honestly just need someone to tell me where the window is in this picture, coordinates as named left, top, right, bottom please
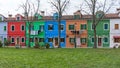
left=17, top=17, right=20, bottom=21
left=115, top=24, right=119, bottom=30
left=81, top=24, right=87, bottom=30
left=4, top=38, right=6, bottom=41
left=48, top=38, right=53, bottom=42
left=104, top=37, right=108, bottom=43
left=4, top=26, right=6, bottom=31
left=69, top=38, right=75, bottom=43
left=11, top=25, right=15, bottom=31
left=21, top=38, right=25, bottom=43
left=69, top=25, right=74, bottom=30
left=60, top=38, right=65, bottom=42
left=0, top=17, right=2, bottom=21
left=104, top=24, right=108, bottom=30
left=31, top=25, right=34, bottom=30
left=39, top=38, right=44, bottom=42
left=91, top=24, right=94, bottom=30
left=30, top=38, right=34, bottom=42
left=21, top=25, right=25, bottom=31
left=60, top=25, right=64, bottom=30
left=48, top=25, right=53, bottom=30
left=39, top=25, right=44, bottom=32
left=81, top=38, right=86, bottom=44
left=11, top=38, right=14, bottom=43
left=114, top=38, right=120, bottom=43
left=91, top=38, right=94, bottom=43
left=74, top=15, right=80, bottom=19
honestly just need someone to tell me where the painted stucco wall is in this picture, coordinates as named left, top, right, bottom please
left=45, top=20, right=66, bottom=48
left=8, top=21, right=25, bottom=46
left=110, top=19, right=120, bottom=48
left=66, top=20, right=87, bottom=48
left=0, top=22, right=7, bottom=44
left=26, top=21, right=45, bottom=47
left=87, top=20, right=110, bottom=47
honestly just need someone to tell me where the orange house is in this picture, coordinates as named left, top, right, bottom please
left=66, top=20, right=87, bottom=48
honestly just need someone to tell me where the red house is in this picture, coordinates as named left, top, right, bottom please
left=7, top=14, right=25, bottom=46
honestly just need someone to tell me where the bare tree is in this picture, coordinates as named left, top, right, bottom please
left=50, top=0, right=70, bottom=48
left=79, top=0, right=114, bottom=48
left=19, top=0, right=41, bottom=47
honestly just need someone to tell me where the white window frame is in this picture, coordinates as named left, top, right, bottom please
left=11, top=37, right=15, bottom=43
left=11, top=25, right=15, bottom=31
left=103, top=23, right=109, bottom=30
left=21, top=24, right=25, bottom=31
left=21, top=37, right=25, bottom=43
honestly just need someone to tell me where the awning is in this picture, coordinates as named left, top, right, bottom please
left=113, top=36, right=120, bottom=38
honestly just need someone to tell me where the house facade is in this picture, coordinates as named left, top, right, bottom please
left=26, top=21, right=45, bottom=47
left=0, top=22, right=7, bottom=46
left=110, top=19, right=120, bottom=48
left=45, top=20, right=66, bottom=48
left=8, top=14, right=25, bottom=46
left=66, top=20, right=88, bottom=48
left=0, top=15, right=7, bottom=46
left=87, top=20, right=110, bottom=48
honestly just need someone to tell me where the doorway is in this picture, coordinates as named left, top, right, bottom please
left=54, top=38, right=58, bottom=47
left=16, top=38, right=19, bottom=45
left=98, top=38, right=102, bottom=47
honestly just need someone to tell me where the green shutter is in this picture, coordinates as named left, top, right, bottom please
left=81, top=38, right=86, bottom=43
left=69, top=38, right=75, bottom=43
left=84, top=25, right=87, bottom=29
left=81, top=24, right=87, bottom=30
left=4, top=26, right=6, bottom=31
left=92, top=38, right=94, bottom=43
left=0, top=17, right=2, bottom=21
left=69, top=25, right=74, bottom=30
left=104, top=37, right=108, bottom=42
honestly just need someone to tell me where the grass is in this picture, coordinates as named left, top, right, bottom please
left=0, top=48, right=120, bottom=68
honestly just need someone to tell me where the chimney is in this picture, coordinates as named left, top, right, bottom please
left=41, top=11, right=45, bottom=16
left=73, top=10, right=82, bottom=18
left=74, top=10, right=81, bottom=15
left=8, top=14, right=12, bottom=18
left=117, top=8, right=120, bottom=14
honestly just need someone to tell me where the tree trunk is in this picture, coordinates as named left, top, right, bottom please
left=28, top=24, right=31, bottom=47
left=93, top=28, right=97, bottom=48
left=58, top=17, right=61, bottom=48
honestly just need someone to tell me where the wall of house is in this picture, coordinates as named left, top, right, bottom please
left=26, top=21, right=45, bottom=47
left=87, top=20, right=110, bottom=48
left=45, top=20, right=66, bottom=48
left=8, top=21, right=25, bottom=46
left=0, top=22, right=7, bottom=45
left=66, top=20, right=87, bottom=48
left=110, top=19, right=120, bottom=48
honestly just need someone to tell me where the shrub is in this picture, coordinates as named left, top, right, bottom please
left=0, top=41, right=3, bottom=47
left=4, top=40, right=11, bottom=47
left=45, top=43, right=50, bottom=49
left=34, top=42, right=40, bottom=48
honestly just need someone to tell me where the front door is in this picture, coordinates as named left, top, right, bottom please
left=16, top=38, right=19, bottom=45
left=76, top=38, right=80, bottom=47
left=35, top=37, right=38, bottom=42
left=98, top=38, right=102, bottom=47
left=55, top=38, right=58, bottom=47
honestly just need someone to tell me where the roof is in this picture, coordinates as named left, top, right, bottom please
left=2, top=13, right=120, bottom=22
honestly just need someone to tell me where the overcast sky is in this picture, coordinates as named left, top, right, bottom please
left=0, top=0, right=119, bottom=17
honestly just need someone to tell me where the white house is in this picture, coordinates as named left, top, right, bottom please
left=110, top=19, right=120, bottom=48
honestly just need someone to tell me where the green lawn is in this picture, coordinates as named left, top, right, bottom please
left=0, top=48, right=120, bottom=68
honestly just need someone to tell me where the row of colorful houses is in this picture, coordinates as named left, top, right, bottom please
left=0, top=10, right=120, bottom=48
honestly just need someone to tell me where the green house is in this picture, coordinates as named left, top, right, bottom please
left=87, top=20, right=110, bottom=48
left=26, top=21, right=45, bottom=47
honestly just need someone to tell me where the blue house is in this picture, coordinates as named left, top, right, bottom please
left=0, top=22, right=7, bottom=46
left=0, top=15, right=7, bottom=46
left=45, top=20, right=66, bottom=48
